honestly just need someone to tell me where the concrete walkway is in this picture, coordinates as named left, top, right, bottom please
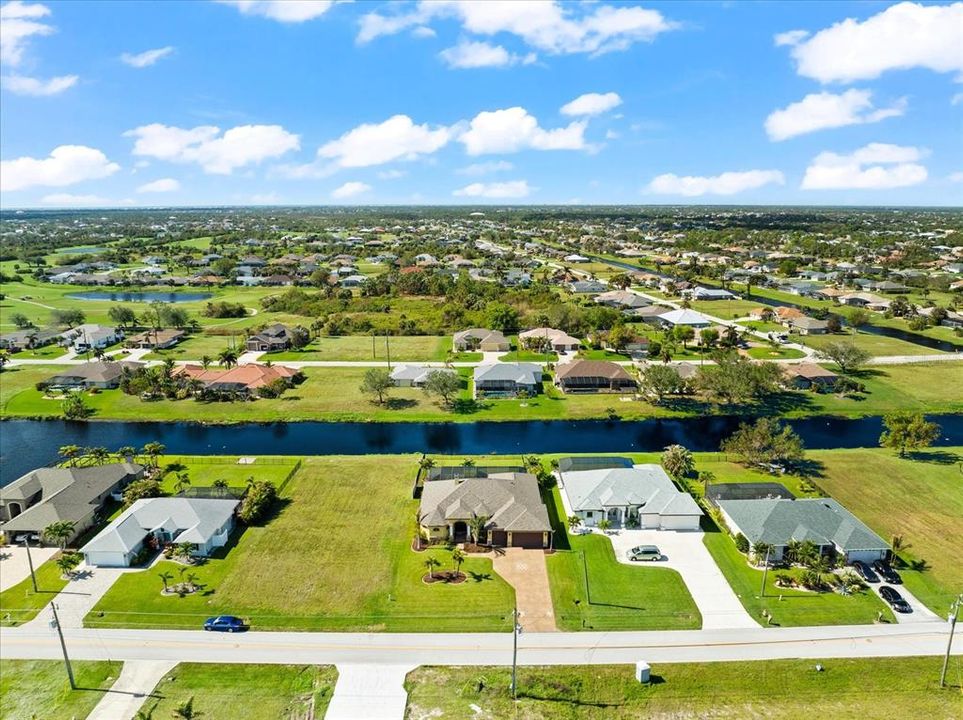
left=490, top=548, right=557, bottom=632
left=25, top=561, right=129, bottom=629
left=0, top=546, right=58, bottom=592
left=325, top=664, right=413, bottom=720
left=87, top=660, right=176, bottom=720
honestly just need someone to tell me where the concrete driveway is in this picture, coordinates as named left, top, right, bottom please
left=605, top=529, right=759, bottom=629
left=870, top=583, right=943, bottom=624
left=0, top=546, right=58, bottom=592
left=491, top=548, right=556, bottom=632
left=25, top=561, right=131, bottom=629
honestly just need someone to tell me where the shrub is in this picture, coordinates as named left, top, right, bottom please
left=774, top=572, right=794, bottom=588
left=734, top=533, right=750, bottom=554
left=238, top=480, right=277, bottom=524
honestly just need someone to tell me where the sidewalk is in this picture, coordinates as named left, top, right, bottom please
left=87, top=660, right=176, bottom=720
left=325, top=664, right=413, bottom=720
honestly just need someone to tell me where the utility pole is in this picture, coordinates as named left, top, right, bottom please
left=50, top=603, right=76, bottom=690
left=385, top=332, right=391, bottom=370
left=760, top=546, right=771, bottom=598
left=22, top=537, right=37, bottom=593
left=940, top=594, right=961, bottom=688
left=510, top=607, right=521, bottom=699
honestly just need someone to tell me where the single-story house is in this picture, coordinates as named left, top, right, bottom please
left=706, top=482, right=795, bottom=506
left=518, top=327, right=581, bottom=352
left=453, top=328, right=510, bottom=352
left=569, top=280, right=608, bottom=294
left=561, top=464, right=703, bottom=530
left=245, top=323, right=293, bottom=352
left=783, top=363, right=839, bottom=391
left=555, top=360, right=637, bottom=393
left=175, top=363, right=299, bottom=396
left=787, top=316, right=830, bottom=335
left=126, top=329, right=186, bottom=349
left=390, top=364, right=457, bottom=388
left=691, top=287, right=736, bottom=301
left=81, top=497, right=239, bottom=567
left=65, top=324, right=123, bottom=352
left=473, top=363, right=542, bottom=397
left=716, top=497, right=889, bottom=563
left=564, top=254, right=590, bottom=263
left=594, top=290, right=650, bottom=310
left=0, top=328, right=64, bottom=352
left=658, top=309, right=712, bottom=328
left=419, top=472, right=553, bottom=548
left=44, top=360, right=144, bottom=389
left=0, top=463, right=143, bottom=544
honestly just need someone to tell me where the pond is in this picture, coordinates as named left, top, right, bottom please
left=66, top=291, right=213, bottom=304
left=2, top=414, right=961, bottom=485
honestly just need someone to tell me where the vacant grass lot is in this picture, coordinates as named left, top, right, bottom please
left=802, top=329, right=944, bottom=357
left=0, top=659, right=121, bottom=720
left=404, top=657, right=961, bottom=719
left=271, top=335, right=452, bottom=362
left=544, top=489, right=701, bottom=631
left=143, top=664, right=338, bottom=720
left=0, top=553, right=69, bottom=626
left=156, top=455, right=300, bottom=493
left=745, top=345, right=807, bottom=360
left=86, top=456, right=515, bottom=631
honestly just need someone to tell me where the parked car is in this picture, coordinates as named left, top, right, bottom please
left=13, top=533, right=41, bottom=545
left=204, top=615, right=247, bottom=632
left=879, top=586, right=912, bottom=613
left=872, top=560, right=901, bottom=584
left=626, top=545, right=663, bottom=562
left=852, top=560, right=879, bottom=583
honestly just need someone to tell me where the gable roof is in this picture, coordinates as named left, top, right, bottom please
left=658, top=308, right=712, bottom=326
left=390, top=365, right=456, bottom=383
left=555, top=359, right=634, bottom=382
left=562, top=465, right=702, bottom=517
left=419, top=472, right=551, bottom=533
left=453, top=328, right=508, bottom=345
left=473, top=363, right=542, bottom=384
left=46, top=360, right=143, bottom=385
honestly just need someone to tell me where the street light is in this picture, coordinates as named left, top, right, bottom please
left=939, top=594, right=961, bottom=688
left=510, top=607, right=523, bottom=699
left=21, top=537, right=37, bottom=593
left=50, top=603, right=76, bottom=690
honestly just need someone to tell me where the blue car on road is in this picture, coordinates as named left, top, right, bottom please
left=203, top=615, right=246, bottom=632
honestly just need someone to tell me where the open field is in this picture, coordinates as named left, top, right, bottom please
left=270, top=335, right=451, bottom=362
left=0, top=659, right=121, bottom=720
left=143, top=663, right=338, bottom=720
left=404, top=657, right=963, bottom=719
left=802, top=329, right=946, bottom=357
left=0, top=553, right=69, bottom=626
left=86, top=456, right=516, bottom=632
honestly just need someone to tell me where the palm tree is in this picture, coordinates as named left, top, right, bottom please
left=58, top=445, right=81, bottom=467
left=461, top=458, right=476, bottom=469
left=142, top=441, right=165, bottom=468
left=567, top=515, right=582, bottom=533
left=597, top=518, right=612, bottom=534
left=173, top=472, right=191, bottom=494
left=218, top=348, right=239, bottom=369
left=175, top=542, right=196, bottom=562
left=0, top=349, right=10, bottom=369
left=171, top=696, right=201, bottom=720
left=423, top=556, right=440, bottom=580
left=88, top=446, right=110, bottom=465
left=451, top=547, right=466, bottom=577
left=117, top=446, right=137, bottom=463
left=41, top=521, right=76, bottom=550
left=158, top=571, right=174, bottom=593
left=418, top=455, right=436, bottom=480
left=134, top=704, right=156, bottom=720
left=56, top=553, right=81, bottom=578
left=468, top=513, right=490, bottom=545
left=200, top=355, right=213, bottom=370
left=752, top=542, right=774, bottom=566
left=212, top=479, right=229, bottom=497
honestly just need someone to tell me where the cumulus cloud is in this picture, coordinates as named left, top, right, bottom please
left=456, top=160, right=514, bottom=176
left=784, top=2, right=963, bottom=83
left=317, top=114, right=453, bottom=168
left=0, top=0, right=53, bottom=66
left=560, top=91, right=622, bottom=117
left=124, top=123, right=300, bottom=174
left=801, top=142, right=928, bottom=190
left=765, top=89, right=906, bottom=141
left=1, top=144, right=120, bottom=192
left=646, top=170, right=785, bottom=197
left=2, top=73, right=76, bottom=95
left=773, top=29, right=809, bottom=47
left=136, top=177, right=180, bottom=193
left=459, top=107, right=587, bottom=155
left=331, top=181, right=372, bottom=199
left=454, top=180, right=532, bottom=198
left=120, top=46, right=174, bottom=68
left=358, top=1, right=676, bottom=56
left=439, top=40, right=536, bottom=69
left=218, top=0, right=338, bottom=23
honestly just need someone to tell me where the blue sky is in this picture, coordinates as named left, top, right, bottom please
left=1, top=0, right=961, bottom=207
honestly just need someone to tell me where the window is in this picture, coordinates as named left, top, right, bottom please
left=586, top=511, right=593, bottom=519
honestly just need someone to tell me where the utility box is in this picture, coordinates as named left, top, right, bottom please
left=635, top=661, right=651, bottom=683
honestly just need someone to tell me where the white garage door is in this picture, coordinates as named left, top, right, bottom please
left=84, top=551, right=128, bottom=567
left=660, top=515, right=701, bottom=531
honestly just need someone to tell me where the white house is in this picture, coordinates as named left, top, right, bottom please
left=518, top=327, right=581, bottom=352
left=81, top=497, right=239, bottom=567
left=561, top=464, right=703, bottom=530
left=657, top=308, right=712, bottom=328
left=390, top=364, right=457, bottom=388
left=65, top=324, right=123, bottom=352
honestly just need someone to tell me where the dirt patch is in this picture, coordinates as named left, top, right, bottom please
left=422, top=571, right=467, bottom=585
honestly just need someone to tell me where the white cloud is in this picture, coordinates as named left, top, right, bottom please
left=358, top=1, right=676, bottom=55
left=377, top=169, right=407, bottom=180
left=647, top=170, right=785, bottom=196
left=456, top=160, right=514, bottom=176
left=0, top=0, right=53, bottom=66
left=412, top=25, right=436, bottom=39
left=317, top=114, right=453, bottom=168
left=765, top=89, right=906, bottom=141
left=120, top=46, right=174, bottom=68
left=561, top=91, right=622, bottom=117
left=124, top=123, right=300, bottom=174
left=40, top=192, right=112, bottom=206
left=136, top=177, right=180, bottom=193
left=460, top=107, right=587, bottom=155
left=1, top=73, right=76, bottom=95
left=1, top=145, right=120, bottom=192
left=773, top=29, right=808, bottom=47
left=439, top=40, right=536, bottom=69
left=331, top=181, right=372, bottom=199
left=218, top=0, right=337, bottom=23
left=454, top=179, right=532, bottom=198
left=785, top=2, right=963, bottom=83
left=801, top=142, right=929, bottom=190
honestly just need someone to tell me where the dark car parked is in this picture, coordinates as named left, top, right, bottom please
left=203, top=615, right=247, bottom=632
left=873, top=560, right=901, bottom=584
left=879, top=586, right=912, bottom=613
left=852, top=560, right=879, bottom=583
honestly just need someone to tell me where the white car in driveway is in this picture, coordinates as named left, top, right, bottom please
left=625, top=544, right=663, bottom=562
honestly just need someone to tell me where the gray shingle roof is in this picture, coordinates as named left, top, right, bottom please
left=473, top=363, right=542, bottom=385
left=562, top=465, right=703, bottom=517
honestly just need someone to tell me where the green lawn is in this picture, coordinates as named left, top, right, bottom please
left=745, top=345, right=807, bottom=360
left=0, top=554, right=69, bottom=626
left=802, top=329, right=945, bottom=357
left=270, top=335, right=451, bottom=362
left=544, top=489, right=701, bottom=631
left=86, top=456, right=515, bottom=631
left=0, top=659, right=121, bottom=720
left=404, top=657, right=962, bottom=719
left=688, top=297, right=761, bottom=319
left=142, top=664, right=338, bottom=720
left=8, top=344, right=69, bottom=360
left=155, top=456, right=300, bottom=493
left=499, top=350, right=559, bottom=362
